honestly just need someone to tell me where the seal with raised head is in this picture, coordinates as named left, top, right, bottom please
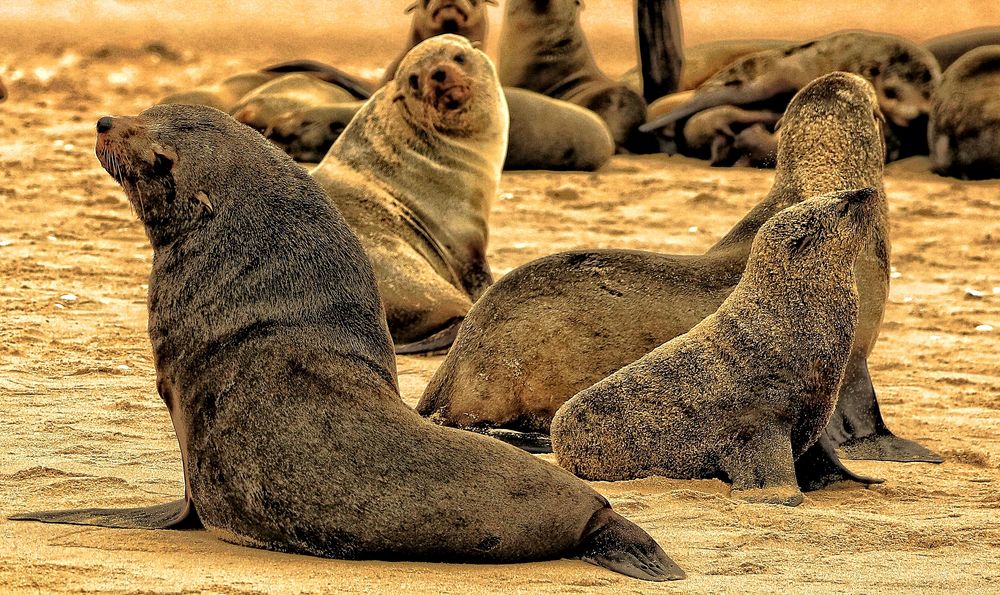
left=381, top=0, right=497, bottom=86
left=499, top=0, right=653, bottom=153
left=552, top=188, right=877, bottom=506
left=418, top=72, right=942, bottom=471
left=641, top=31, right=941, bottom=134
left=928, top=45, right=1000, bottom=180
left=9, top=104, right=683, bottom=582
left=311, top=35, right=506, bottom=351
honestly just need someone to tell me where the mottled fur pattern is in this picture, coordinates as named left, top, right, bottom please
left=311, top=35, right=507, bottom=346
left=13, top=103, right=684, bottom=581
left=642, top=30, right=941, bottom=133
left=928, top=45, right=1000, bottom=180
left=419, top=73, right=940, bottom=468
left=499, top=0, right=652, bottom=153
left=552, top=188, right=877, bottom=505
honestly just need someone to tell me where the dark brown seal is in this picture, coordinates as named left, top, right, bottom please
left=9, top=103, right=683, bottom=582
left=553, top=187, right=879, bottom=506
left=929, top=45, right=1000, bottom=180
left=499, top=0, right=654, bottom=153
left=418, top=72, right=942, bottom=474
left=311, top=35, right=507, bottom=351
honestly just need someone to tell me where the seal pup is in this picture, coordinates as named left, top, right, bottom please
left=499, top=0, right=654, bottom=153
left=381, top=0, right=498, bottom=86
left=923, top=27, right=1000, bottom=71
left=418, top=72, right=941, bottom=469
left=229, top=74, right=357, bottom=139
left=678, top=105, right=781, bottom=166
left=929, top=45, right=1000, bottom=180
left=311, top=35, right=506, bottom=350
left=10, top=104, right=683, bottom=582
left=552, top=188, right=877, bottom=506
left=641, top=31, right=941, bottom=133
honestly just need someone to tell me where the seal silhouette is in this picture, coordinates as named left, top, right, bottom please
left=928, top=45, right=1000, bottom=180
left=499, top=0, right=653, bottom=153
left=311, top=35, right=506, bottom=351
left=641, top=31, right=940, bottom=133
left=418, top=73, right=942, bottom=472
left=552, top=188, right=878, bottom=506
left=9, top=104, right=683, bottom=582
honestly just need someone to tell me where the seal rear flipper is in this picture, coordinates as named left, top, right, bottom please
left=9, top=497, right=201, bottom=530
left=826, top=360, right=942, bottom=463
left=260, top=60, right=374, bottom=100
left=795, top=435, right=883, bottom=492
left=394, top=318, right=463, bottom=355
left=575, top=508, right=685, bottom=582
left=482, top=428, right=552, bottom=454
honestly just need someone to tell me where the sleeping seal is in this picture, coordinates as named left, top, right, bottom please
left=10, top=103, right=683, bottom=582
left=311, top=35, right=506, bottom=351
left=418, top=72, right=942, bottom=472
left=552, top=188, right=877, bottom=506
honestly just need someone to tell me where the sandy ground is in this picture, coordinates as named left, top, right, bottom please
left=1, top=20, right=999, bottom=594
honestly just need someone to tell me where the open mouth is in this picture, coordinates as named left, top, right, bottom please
left=433, top=5, right=468, bottom=27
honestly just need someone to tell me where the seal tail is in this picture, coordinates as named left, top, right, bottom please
left=260, top=60, right=374, bottom=100
left=9, top=497, right=201, bottom=530
left=482, top=428, right=553, bottom=454
left=394, top=319, right=463, bottom=355
left=575, top=507, right=685, bottom=582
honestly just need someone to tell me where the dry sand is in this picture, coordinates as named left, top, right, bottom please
left=1, top=15, right=999, bottom=594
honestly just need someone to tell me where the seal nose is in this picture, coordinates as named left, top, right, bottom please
left=431, top=68, right=448, bottom=83
left=96, top=116, right=114, bottom=133
left=847, top=187, right=877, bottom=204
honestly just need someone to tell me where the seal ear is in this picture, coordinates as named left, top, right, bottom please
left=788, top=229, right=819, bottom=256
left=194, top=191, right=214, bottom=215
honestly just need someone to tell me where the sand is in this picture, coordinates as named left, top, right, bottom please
left=1, top=16, right=999, bottom=594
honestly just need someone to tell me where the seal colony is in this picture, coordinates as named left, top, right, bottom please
left=553, top=187, right=878, bottom=506
left=10, top=102, right=683, bottom=582
left=418, top=72, right=942, bottom=468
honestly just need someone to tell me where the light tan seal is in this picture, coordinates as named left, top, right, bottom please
left=641, top=31, right=941, bottom=133
left=418, top=73, right=942, bottom=473
left=10, top=104, right=683, bottom=582
left=499, top=0, right=654, bottom=153
left=929, top=45, right=1000, bottom=180
left=311, top=35, right=506, bottom=351
left=552, top=188, right=878, bottom=506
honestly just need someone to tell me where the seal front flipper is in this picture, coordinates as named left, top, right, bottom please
left=394, top=317, right=463, bottom=355
left=574, top=507, right=685, bottom=582
left=826, top=359, right=942, bottom=463
left=9, top=496, right=201, bottom=530
left=795, top=435, right=883, bottom=492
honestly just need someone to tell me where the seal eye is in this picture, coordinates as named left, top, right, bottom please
left=409, top=74, right=420, bottom=91
left=454, top=53, right=466, bottom=65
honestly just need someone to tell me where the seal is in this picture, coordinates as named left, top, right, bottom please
left=381, top=0, right=497, bottom=86
left=676, top=105, right=780, bottom=166
left=160, top=71, right=275, bottom=112
left=498, top=0, right=654, bottom=153
left=260, top=102, right=365, bottom=163
left=923, top=27, right=1000, bottom=71
left=641, top=31, right=941, bottom=133
left=635, top=0, right=684, bottom=102
left=928, top=45, right=1000, bottom=180
left=229, top=73, right=357, bottom=142
left=311, top=35, right=506, bottom=350
left=552, top=187, right=878, bottom=506
left=9, top=104, right=684, bottom=582
left=418, top=72, right=942, bottom=472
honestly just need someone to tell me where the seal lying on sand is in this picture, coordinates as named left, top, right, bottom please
left=381, top=0, right=497, bottom=85
left=553, top=188, right=878, bottom=506
left=499, top=0, right=653, bottom=153
left=230, top=73, right=356, bottom=131
left=418, top=73, right=941, bottom=470
left=641, top=31, right=940, bottom=133
left=10, top=104, right=683, bottom=582
left=929, top=45, right=1000, bottom=180
left=923, top=27, right=1000, bottom=71
left=311, top=35, right=506, bottom=351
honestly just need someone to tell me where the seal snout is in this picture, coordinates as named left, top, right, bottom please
left=96, top=116, right=115, bottom=133
left=426, top=62, right=472, bottom=111
left=846, top=187, right=877, bottom=205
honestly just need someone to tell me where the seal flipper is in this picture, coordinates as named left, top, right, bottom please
left=795, top=435, right=883, bottom=492
left=394, top=318, right=463, bottom=355
left=825, top=359, right=943, bottom=463
left=260, top=60, right=374, bottom=100
left=640, top=79, right=797, bottom=133
left=574, top=507, right=685, bottom=582
left=9, top=496, right=201, bottom=530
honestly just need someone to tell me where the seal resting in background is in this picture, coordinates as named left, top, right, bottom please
left=230, top=73, right=356, bottom=132
left=929, top=45, right=1000, bottom=180
left=498, top=0, right=653, bottom=153
left=677, top=105, right=781, bottom=167
left=381, top=0, right=497, bottom=85
left=418, top=73, right=942, bottom=473
left=9, top=104, right=683, bottom=582
left=552, top=188, right=877, bottom=506
left=641, top=31, right=940, bottom=135
left=311, top=35, right=506, bottom=352
left=923, top=27, right=1000, bottom=71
